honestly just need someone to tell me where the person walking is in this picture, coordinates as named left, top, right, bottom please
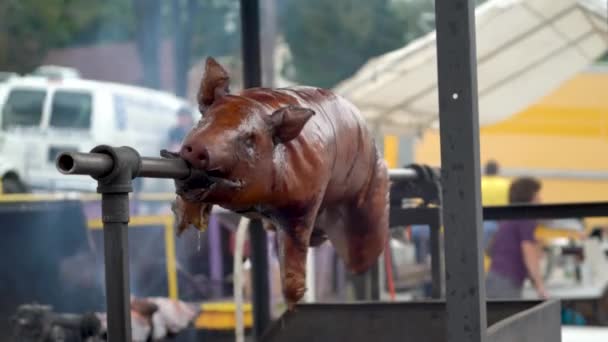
left=481, top=159, right=510, bottom=250
left=486, top=177, right=548, bottom=299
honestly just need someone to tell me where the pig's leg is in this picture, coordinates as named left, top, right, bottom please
left=341, top=207, right=388, bottom=274
left=344, top=159, right=390, bottom=273
left=323, top=161, right=389, bottom=274
left=276, top=216, right=317, bottom=310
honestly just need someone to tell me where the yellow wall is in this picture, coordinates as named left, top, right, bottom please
left=384, top=135, right=399, bottom=168
left=416, top=133, right=608, bottom=174
left=414, top=70, right=608, bottom=226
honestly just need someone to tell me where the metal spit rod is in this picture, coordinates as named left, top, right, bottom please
left=56, top=152, right=190, bottom=179
left=57, top=151, right=420, bottom=182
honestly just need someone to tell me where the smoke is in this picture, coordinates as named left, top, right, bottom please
left=0, top=201, right=105, bottom=337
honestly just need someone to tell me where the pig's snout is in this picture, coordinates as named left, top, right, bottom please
left=180, top=143, right=210, bottom=170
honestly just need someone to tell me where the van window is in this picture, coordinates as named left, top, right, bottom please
left=1, top=88, right=46, bottom=130
left=49, top=90, right=92, bottom=129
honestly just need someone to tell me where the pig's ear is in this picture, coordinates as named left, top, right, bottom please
left=197, top=57, right=230, bottom=111
left=268, top=106, right=315, bottom=144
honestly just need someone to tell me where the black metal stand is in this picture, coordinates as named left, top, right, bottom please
left=56, top=145, right=190, bottom=342
left=85, top=146, right=136, bottom=341
left=100, top=193, right=131, bottom=341
left=249, top=219, right=271, bottom=338
left=240, top=0, right=272, bottom=339
left=429, top=215, right=443, bottom=299
left=90, top=146, right=143, bottom=342
left=435, top=0, right=486, bottom=341
left=352, top=264, right=380, bottom=302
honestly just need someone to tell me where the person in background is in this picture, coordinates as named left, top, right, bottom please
left=481, top=159, right=511, bottom=250
left=486, top=177, right=548, bottom=299
left=167, top=106, right=195, bottom=152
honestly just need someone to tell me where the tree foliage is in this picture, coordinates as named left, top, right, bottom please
left=70, top=0, right=134, bottom=46
left=280, top=0, right=409, bottom=88
left=169, top=0, right=240, bottom=95
left=0, top=0, right=132, bottom=73
left=190, top=0, right=240, bottom=60
left=133, top=0, right=162, bottom=89
left=279, top=0, right=493, bottom=88
left=0, top=0, right=239, bottom=93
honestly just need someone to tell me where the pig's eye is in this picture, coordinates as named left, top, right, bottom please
left=243, top=133, right=256, bottom=148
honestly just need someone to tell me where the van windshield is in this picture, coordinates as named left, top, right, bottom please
left=49, top=90, right=92, bottom=129
left=1, top=88, right=46, bottom=130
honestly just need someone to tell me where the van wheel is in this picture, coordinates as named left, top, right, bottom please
left=2, top=176, right=28, bottom=194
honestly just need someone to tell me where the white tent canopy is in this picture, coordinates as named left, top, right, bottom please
left=333, top=0, right=608, bottom=135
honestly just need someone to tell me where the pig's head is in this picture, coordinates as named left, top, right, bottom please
left=176, top=57, right=315, bottom=208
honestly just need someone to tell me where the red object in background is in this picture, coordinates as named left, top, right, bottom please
left=405, top=226, right=412, bottom=241
left=384, top=238, right=396, bottom=300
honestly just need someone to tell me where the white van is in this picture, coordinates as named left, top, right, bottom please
left=0, top=75, right=197, bottom=193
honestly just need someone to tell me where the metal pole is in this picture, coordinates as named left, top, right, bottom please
left=208, top=215, right=224, bottom=298
left=388, top=168, right=419, bottom=180
left=434, top=1, right=487, bottom=342
left=369, top=262, right=380, bottom=301
left=249, top=220, right=271, bottom=338
left=57, top=152, right=190, bottom=179
left=57, top=145, right=194, bottom=341
left=240, top=0, right=271, bottom=338
left=87, top=146, right=143, bottom=342
left=429, top=216, right=443, bottom=299
left=240, top=0, right=262, bottom=88
left=431, top=178, right=444, bottom=299
left=101, top=193, right=132, bottom=342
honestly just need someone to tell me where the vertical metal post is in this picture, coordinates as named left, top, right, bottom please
left=240, top=0, right=262, bottom=87
left=434, top=1, right=487, bottom=342
left=208, top=215, right=224, bottom=297
left=369, top=262, right=381, bottom=300
left=240, top=0, right=271, bottom=338
left=249, top=220, right=271, bottom=338
left=430, top=216, right=443, bottom=299
left=334, top=255, right=346, bottom=299
left=101, top=193, right=132, bottom=342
